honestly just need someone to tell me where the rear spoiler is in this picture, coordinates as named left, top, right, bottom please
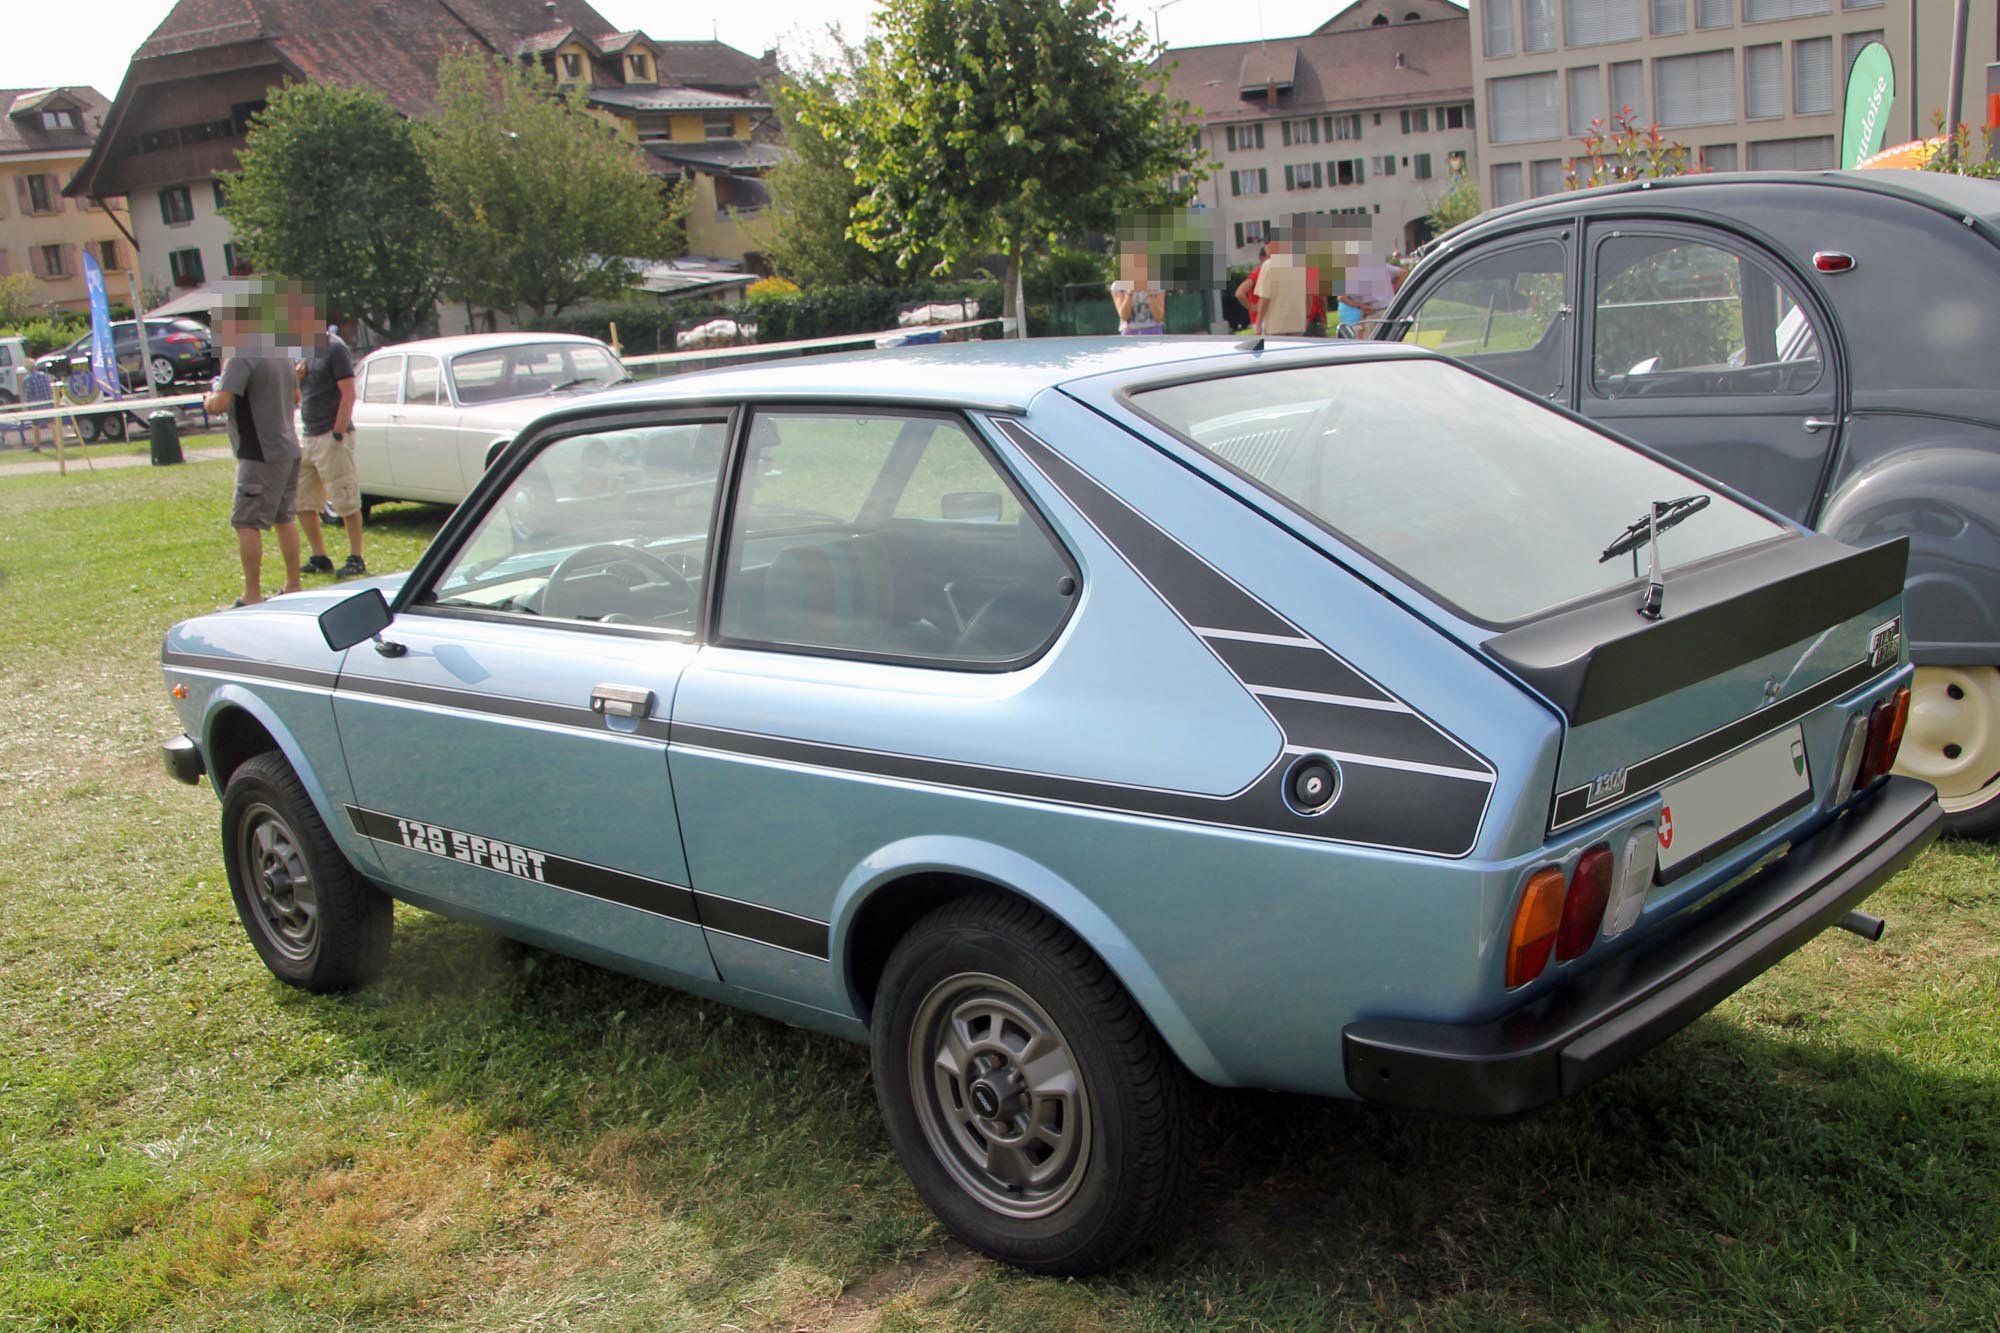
left=1482, top=535, right=1908, bottom=725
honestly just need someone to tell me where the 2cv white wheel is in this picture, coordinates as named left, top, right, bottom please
left=1898, top=666, right=2000, bottom=839
left=870, top=893, right=1198, bottom=1274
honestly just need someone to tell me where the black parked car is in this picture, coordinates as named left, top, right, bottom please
left=35, top=317, right=218, bottom=392
left=1379, top=169, right=2000, bottom=835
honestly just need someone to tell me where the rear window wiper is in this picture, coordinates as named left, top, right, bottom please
left=1599, top=495, right=1711, bottom=621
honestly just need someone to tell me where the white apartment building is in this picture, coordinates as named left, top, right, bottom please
left=1473, top=0, right=1999, bottom=206
left=1166, top=1, right=1480, bottom=261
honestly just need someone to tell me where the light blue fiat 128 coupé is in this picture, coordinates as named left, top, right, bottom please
left=162, top=337, right=1941, bottom=1273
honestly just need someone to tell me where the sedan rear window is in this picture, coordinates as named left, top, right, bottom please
left=1129, top=358, right=1785, bottom=624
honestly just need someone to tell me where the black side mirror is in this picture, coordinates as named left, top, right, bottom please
left=318, top=587, right=393, bottom=651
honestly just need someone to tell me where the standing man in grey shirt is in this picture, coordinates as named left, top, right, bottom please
left=204, top=283, right=303, bottom=606
left=295, top=300, right=363, bottom=579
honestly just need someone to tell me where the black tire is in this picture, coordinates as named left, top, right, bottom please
left=220, top=752, right=392, bottom=992
left=149, top=355, right=175, bottom=388
left=871, top=893, right=1197, bottom=1274
left=1944, top=790, right=2000, bottom=840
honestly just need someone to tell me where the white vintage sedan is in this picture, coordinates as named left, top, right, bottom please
left=350, top=333, right=628, bottom=510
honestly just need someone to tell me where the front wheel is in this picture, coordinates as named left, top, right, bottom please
left=221, top=752, right=392, bottom=990
left=149, top=355, right=176, bottom=388
left=1898, top=665, right=2000, bottom=838
left=871, top=893, right=1197, bottom=1274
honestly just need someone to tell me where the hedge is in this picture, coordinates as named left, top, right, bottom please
left=547, top=282, right=1004, bottom=354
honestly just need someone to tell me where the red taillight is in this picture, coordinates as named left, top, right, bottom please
left=1506, top=867, right=1567, bottom=988
left=1813, top=251, right=1856, bottom=273
left=1856, top=687, right=1911, bottom=787
left=1556, top=844, right=1614, bottom=962
left=163, top=332, right=200, bottom=345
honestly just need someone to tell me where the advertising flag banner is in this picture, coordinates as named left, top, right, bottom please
left=81, top=250, right=120, bottom=398
left=1842, top=41, right=1896, bottom=170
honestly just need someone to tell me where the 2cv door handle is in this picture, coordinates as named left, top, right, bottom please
left=1802, top=417, right=1840, bottom=433
left=589, top=684, right=654, bottom=719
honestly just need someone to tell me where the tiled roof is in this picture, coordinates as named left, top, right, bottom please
left=588, top=86, right=770, bottom=113
left=1316, top=0, right=1467, bottom=34
left=515, top=25, right=580, bottom=56
left=642, top=140, right=785, bottom=175
left=0, top=86, right=108, bottom=158
left=650, top=40, right=767, bottom=91
left=1161, top=14, right=1471, bottom=121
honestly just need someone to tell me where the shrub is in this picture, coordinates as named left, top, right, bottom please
left=546, top=282, right=1004, bottom=354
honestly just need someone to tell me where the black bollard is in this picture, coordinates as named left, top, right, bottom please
left=148, top=410, right=184, bottom=466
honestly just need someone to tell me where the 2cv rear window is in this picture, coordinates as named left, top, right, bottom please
left=1130, top=358, right=1785, bottom=625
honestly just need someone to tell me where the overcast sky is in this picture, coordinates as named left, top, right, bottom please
left=3, top=0, right=1463, bottom=101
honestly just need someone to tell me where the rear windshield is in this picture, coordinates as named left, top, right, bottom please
left=1129, top=358, right=1785, bottom=624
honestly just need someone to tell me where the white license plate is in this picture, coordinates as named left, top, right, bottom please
left=1656, top=725, right=1811, bottom=879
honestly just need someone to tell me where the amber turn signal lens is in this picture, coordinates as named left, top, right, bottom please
left=171, top=683, right=188, bottom=699
left=1556, top=844, right=1614, bottom=963
left=1857, top=687, right=1912, bottom=788
left=1507, top=866, right=1568, bottom=988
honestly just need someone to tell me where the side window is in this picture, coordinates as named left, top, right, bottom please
left=1400, top=239, right=1570, bottom=399
left=718, top=411, right=1074, bottom=665
left=404, top=354, right=443, bottom=406
left=431, top=420, right=728, bottom=629
left=1591, top=233, right=1823, bottom=397
left=360, top=357, right=402, bottom=404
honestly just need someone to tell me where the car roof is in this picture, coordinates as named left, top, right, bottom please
left=567, top=335, right=1422, bottom=415
left=357, top=332, right=613, bottom=361
left=1425, top=169, right=2000, bottom=258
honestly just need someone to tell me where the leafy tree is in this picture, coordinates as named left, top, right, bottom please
left=759, top=40, right=918, bottom=287
left=0, top=272, right=38, bottom=327
left=826, top=0, right=1205, bottom=332
left=1426, top=161, right=1482, bottom=235
left=424, top=54, right=685, bottom=322
left=220, top=81, right=443, bottom=342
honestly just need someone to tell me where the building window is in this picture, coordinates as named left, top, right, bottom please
left=1229, top=168, right=1270, bottom=196
left=1747, top=135, right=1837, bottom=169
left=1609, top=60, right=1646, bottom=121
left=1746, top=44, right=1785, bottom=118
left=1695, top=0, right=1731, bottom=25
left=703, top=112, right=736, bottom=140
left=1701, top=142, right=1739, bottom=169
left=1400, top=107, right=1431, bottom=133
left=1324, top=113, right=1362, bottom=141
left=1281, top=117, right=1320, bottom=146
left=1491, top=162, right=1525, bottom=206
left=24, top=174, right=54, bottom=214
left=38, top=244, right=65, bottom=277
left=1284, top=162, right=1323, bottom=189
left=1223, top=123, right=1266, bottom=152
left=1569, top=66, right=1605, bottom=137
left=97, top=240, right=119, bottom=270
left=224, top=242, right=252, bottom=275
left=1651, top=0, right=1688, bottom=35
left=1413, top=152, right=1434, bottom=179
left=160, top=185, right=195, bottom=225
left=1489, top=72, right=1560, bottom=144
left=213, top=179, right=228, bottom=211
left=1232, top=220, right=1272, bottom=247
left=1794, top=36, right=1834, bottom=114
left=1745, top=0, right=1832, bottom=20
left=1565, top=0, right=1643, bottom=46
left=1523, top=0, right=1557, bottom=51
left=1371, top=153, right=1398, bottom=176
left=1329, top=157, right=1364, bottom=185
left=627, top=53, right=651, bottom=81
left=1484, top=0, right=1515, bottom=56
left=560, top=53, right=583, bottom=80
left=1657, top=50, right=1736, bottom=127
left=1441, top=105, right=1467, bottom=130
left=169, top=247, right=205, bottom=286
left=1842, top=0, right=1884, bottom=8
left=40, top=109, right=76, bottom=130
left=1530, top=159, right=1565, bottom=196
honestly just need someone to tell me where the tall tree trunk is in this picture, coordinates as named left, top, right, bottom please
left=1001, top=242, right=1027, bottom=339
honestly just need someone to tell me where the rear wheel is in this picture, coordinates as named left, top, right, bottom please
left=221, top=752, right=392, bottom=990
left=149, top=355, right=176, bottom=388
left=871, top=893, right=1197, bottom=1274
left=1899, top=665, right=2000, bottom=838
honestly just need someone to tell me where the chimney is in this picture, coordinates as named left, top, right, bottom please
left=544, top=1, right=557, bottom=18
left=1394, top=51, right=1406, bottom=69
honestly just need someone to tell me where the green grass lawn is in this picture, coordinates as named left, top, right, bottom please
left=2, top=460, right=1996, bottom=1330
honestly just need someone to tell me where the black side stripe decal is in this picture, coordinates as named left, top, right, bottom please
left=1548, top=657, right=1887, bottom=831
left=992, top=417, right=1494, bottom=858
left=345, top=806, right=829, bottom=959
left=164, top=650, right=340, bottom=690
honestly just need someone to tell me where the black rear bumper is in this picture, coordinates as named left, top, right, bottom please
left=1341, top=776, right=1941, bottom=1117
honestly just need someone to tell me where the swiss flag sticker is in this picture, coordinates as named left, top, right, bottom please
left=1660, top=806, right=1674, bottom=850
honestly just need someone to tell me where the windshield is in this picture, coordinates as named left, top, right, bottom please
left=1129, top=358, right=1785, bottom=624
left=449, top=342, right=624, bottom=405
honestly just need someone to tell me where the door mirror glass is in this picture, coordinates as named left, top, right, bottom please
left=319, top=587, right=393, bottom=651
left=1400, top=239, right=1570, bottom=399
left=1591, top=234, right=1823, bottom=397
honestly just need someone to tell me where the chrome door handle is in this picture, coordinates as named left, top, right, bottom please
left=589, top=684, right=653, bottom=719
left=1802, top=417, right=1840, bottom=433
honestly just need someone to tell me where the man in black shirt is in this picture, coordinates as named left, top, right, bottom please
left=296, top=308, right=363, bottom=578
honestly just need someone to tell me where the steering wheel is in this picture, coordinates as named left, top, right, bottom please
left=540, top=543, right=696, bottom=623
